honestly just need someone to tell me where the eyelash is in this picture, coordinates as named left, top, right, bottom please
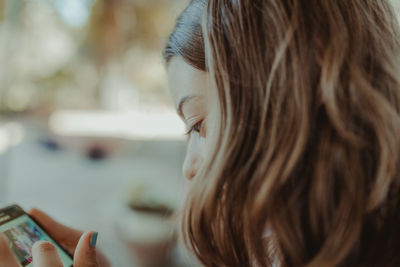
left=186, top=120, right=203, bottom=136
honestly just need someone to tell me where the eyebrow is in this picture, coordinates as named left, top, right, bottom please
left=177, top=95, right=197, bottom=118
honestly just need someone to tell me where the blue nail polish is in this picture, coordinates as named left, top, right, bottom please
left=90, top=232, right=98, bottom=248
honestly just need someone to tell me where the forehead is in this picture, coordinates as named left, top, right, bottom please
left=167, top=56, right=208, bottom=109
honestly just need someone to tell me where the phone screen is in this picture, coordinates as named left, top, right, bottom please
left=0, top=205, right=73, bottom=267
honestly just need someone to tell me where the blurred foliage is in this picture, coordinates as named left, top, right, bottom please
left=0, top=1, right=3, bottom=21
left=0, top=0, right=188, bottom=115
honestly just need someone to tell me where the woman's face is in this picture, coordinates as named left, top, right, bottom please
left=168, top=56, right=208, bottom=180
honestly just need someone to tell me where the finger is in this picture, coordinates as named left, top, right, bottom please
left=0, top=233, right=20, bottom=267
left=28, top=208, right=82, bottom=253
left=73, top=231, right=99, bottom=267
left=32, top=241, right=63, bottom=267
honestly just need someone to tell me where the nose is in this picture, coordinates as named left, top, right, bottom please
left=182, top=152, right=202, bottom=180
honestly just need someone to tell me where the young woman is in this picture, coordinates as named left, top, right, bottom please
left=166, top=0, right=400, bottom=266
left=1, top=0, right=400, bottom=266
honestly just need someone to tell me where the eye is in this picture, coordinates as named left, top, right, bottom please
left=186, top=120, right=205, bottom=136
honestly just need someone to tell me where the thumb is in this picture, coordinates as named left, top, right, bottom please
left=73, top=231, right=99, bottom=267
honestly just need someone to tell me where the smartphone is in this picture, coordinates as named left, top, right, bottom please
left=0, top=204, right=73, bottom=267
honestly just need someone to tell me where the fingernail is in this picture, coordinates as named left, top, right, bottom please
left=90, top=232, right=98, bottom=248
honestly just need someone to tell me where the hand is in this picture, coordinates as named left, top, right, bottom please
left=0, top=231, right=99, bottom=267
left=0, top=208, right=111, bottom=267
left=29, top=208, right=111, bottom=267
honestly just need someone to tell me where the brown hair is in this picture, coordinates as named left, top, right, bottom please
left=165, top=0, right=400, bottom=266
left=163, top=0, right=206, bottom=71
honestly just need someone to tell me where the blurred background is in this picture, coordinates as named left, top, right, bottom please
left=0, top=0, right=194, bottom=266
